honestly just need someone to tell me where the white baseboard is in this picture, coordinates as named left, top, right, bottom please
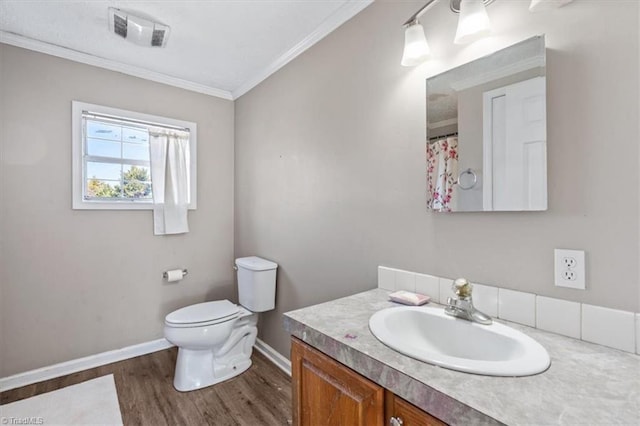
left=0, top=338, right=173, bottom=392
left=254, top=338, right=292, bottom=376
left=1, top=337, right=290, bottom=392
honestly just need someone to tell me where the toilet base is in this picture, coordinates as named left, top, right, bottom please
left=173, top=351, right=253, bottom=392
left=172, top=319, right=258, bottom=392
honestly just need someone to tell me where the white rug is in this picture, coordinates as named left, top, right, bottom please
left=1, top=374, right=123, bottom=425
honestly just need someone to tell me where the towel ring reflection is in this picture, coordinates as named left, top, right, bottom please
left=456, top=168, right=477, bottom=190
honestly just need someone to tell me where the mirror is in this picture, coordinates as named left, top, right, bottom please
left=426, top=36, right=547, bottom=212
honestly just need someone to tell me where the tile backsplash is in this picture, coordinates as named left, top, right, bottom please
left=415, top=273, right=439, bottom=302
left=536, top=296, right=581, bottom=339
left=438, top=278, right=453, bottom=305
left=498, top=288, right=536, bottom=327
left=471, top=284, right=499, bottom=318
left=636, top=314, right=640, bottom=354
left=581, top=304, right=636, bottom=353
left=377, top=266, right=639, bottom=355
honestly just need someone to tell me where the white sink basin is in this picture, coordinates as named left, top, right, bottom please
left=369, top=306, right=550, bottom=376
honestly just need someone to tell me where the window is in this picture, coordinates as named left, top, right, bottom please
left=83, top=116, right=153, bottom=201
left=72, top=101, right=197, bottom=210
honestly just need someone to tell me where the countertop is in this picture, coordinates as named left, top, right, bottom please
left=283, top=289, right=640, bottom=426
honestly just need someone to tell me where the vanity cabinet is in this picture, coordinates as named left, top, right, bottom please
left=291, top=337, right=384, bottom=425
left=291, top=338, right=445, bottom=426
left=385, top=391, right=445, bottom=426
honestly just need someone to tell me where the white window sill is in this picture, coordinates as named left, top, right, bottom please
left=72, top=201, right=197, bottom=210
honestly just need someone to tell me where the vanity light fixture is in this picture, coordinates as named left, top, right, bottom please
left=401, top=0, right=437, bottom=67
left=401, top=0, right=495, bottom=66
left=529, top=0, right=574, bottom=12
left=401, top=19, right=431, bottom=66
left=453, top=0, right=493, bottom=45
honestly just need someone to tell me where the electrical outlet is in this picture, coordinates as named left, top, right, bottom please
left=554, top=249, right=585, bottom=289
left=563, top=257, right=577, bottom=268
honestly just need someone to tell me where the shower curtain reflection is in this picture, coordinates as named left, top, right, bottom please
left=427, top=136, right=458, bottom=212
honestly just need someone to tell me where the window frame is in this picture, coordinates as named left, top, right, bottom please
left=72, top=101, right=197, bottom=210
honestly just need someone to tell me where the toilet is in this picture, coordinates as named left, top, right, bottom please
left=164, top=256, right=277, bottom=392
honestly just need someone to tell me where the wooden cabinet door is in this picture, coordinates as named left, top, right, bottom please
left=385, top=392, right=447, bottom=426
left=291, top=338, right=384, bottom=426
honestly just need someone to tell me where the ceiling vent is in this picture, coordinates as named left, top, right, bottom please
left=108, top=8, right=170, bottom=48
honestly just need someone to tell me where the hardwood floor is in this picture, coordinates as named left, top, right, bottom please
left=1, top=348, right=292, bottom=425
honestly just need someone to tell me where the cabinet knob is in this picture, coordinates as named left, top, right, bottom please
left=390, top=417, right=404, bottom=426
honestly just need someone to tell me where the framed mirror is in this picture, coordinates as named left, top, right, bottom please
left=426, top=35, right=547, bottom=212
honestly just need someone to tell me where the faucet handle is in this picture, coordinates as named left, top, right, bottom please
left=452, top=278, right=472, bottom=298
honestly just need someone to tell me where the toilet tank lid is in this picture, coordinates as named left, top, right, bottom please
left=235, top=256, right=278, bottom=271
left=165, top=300, right=239, bottom=325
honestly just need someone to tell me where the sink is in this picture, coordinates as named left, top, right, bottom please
left=369, top=306, right=550, bottom=376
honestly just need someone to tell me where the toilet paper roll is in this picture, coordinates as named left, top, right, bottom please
left=165, top=269, right=184, bottom=282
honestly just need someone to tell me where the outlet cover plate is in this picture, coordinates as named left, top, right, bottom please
left=554, top=249, right=585, bottom=289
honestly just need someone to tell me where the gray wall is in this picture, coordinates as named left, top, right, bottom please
left=0, top=45, right=235, bottom=376
left=235, top=1, right=639, bottom=359
left=1, top=0, right=638, bottom=376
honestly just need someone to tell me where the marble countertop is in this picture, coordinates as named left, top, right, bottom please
left=283, top=289, right=640, bottom=426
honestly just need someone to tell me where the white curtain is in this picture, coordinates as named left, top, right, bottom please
left=149, top=127, right=190, bottom=235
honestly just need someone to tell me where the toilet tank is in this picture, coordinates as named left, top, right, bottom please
left=235, top=256, right=278, bottom=312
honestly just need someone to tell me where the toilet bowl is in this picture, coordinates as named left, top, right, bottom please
left=164, top=301, right=258, bottom=392
left=164, top=256, right=277, bottom=392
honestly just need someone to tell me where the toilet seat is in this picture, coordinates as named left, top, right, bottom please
left=165, top=300, right=239, bottom=328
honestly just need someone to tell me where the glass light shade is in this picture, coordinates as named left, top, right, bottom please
left=454, top=0, right=491, bottom=45
left=529, top=0, right=574, bottom=12
left=401, top=22, right=430, bottom=66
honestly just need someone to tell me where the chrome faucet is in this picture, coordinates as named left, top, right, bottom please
left=444, top=278, right=492, bottom=325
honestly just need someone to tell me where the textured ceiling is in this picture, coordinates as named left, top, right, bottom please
left=0, top=0, right=371, bottom=98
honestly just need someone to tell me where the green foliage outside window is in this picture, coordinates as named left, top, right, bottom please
left=86, top=166, right=152, bottom=199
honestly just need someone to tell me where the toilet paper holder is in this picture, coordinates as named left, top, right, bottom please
left=163, top=269, right=188, bottom=279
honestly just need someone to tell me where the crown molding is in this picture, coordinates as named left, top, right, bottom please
left=0, top=31, right=234, bottom=100
left=1, top=0, right=372, bottom=101
left=232, top=0, right=374, bottom=99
